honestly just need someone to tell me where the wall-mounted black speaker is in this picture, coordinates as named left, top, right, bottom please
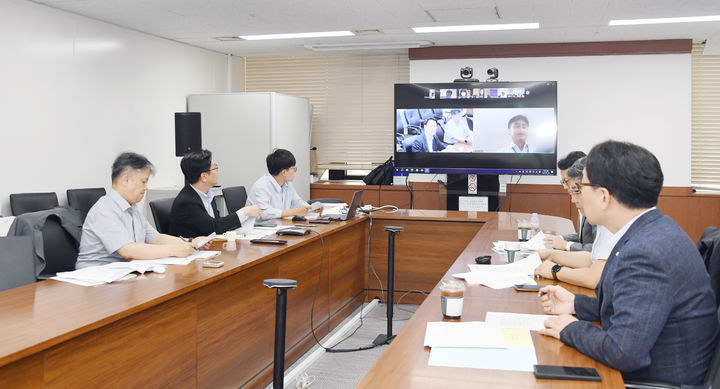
left=175, top=112, right=201, bottom=156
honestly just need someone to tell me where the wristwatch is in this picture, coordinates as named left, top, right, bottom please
left=551, top=264, right=563, bottom=281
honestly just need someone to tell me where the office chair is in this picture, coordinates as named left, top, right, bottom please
left=0, top=236, right=36, bottom=291
left=67, top=188, right=106, bottom=215
left=10, top=192, right=59, bottom=216
left=403, top=109, right=422, bottom=128
left=698, top=226, right=720, bottom=308
left=38, top=215, right=79, bottom=279
left=149, top=198, right=175, bottom=235
left=222, top=186, right=248, bottom=215
left=419, top=108, right=435, bottom=122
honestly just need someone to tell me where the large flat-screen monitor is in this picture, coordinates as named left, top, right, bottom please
left=394, top=81, right=558, bottom=175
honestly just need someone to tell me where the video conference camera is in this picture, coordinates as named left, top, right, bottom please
left=454, top=66, right=479, bottom=82
left=486, top=67, right=499, bottom=82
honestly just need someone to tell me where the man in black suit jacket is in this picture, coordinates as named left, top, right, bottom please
left=169, top=150, right=262, bottom=238
left=410, top=118, right=445, bottom=152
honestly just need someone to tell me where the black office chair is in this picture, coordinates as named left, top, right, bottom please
left=222, top=186, right=248, bottom=215
left=38, top=215, right=79, bottom=279
left=0, top=236, right=36, bottom=291
left=67, top=188, right=106, bottom=215
left=698, top=226, right=720, bottom=308
left=403, top=109, right=422, bottom=128
left=149, top=198, right=175, bottom=234
left=10, top=192, right=59, bottom=216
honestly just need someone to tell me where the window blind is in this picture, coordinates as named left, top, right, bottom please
left=692, top=43, right=720, bottom=190
left=245, top=53, right=409, bottom=170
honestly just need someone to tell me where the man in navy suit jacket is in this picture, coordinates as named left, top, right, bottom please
left=169, top=150, right=262, bottom=238
left=540, top=140, right=719, bottom=385
left=410, top=118, right=445, bottom=152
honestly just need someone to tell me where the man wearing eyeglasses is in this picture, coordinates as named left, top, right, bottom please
left=247, top=149, right=311, bottom=221
left=539, top=140, right=719, bottom=385
left=534, top=157, right=612, bottom=289
left=169, top=149, right=262, bottom=238
left=543, top=150, right=596, bottom=252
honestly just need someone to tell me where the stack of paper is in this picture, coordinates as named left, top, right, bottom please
left=485, top=312, right=556, bottom=332
left=423, top=322, right=507, bottom=348
left=424, top=321, right=538, bottom=372
left=453, top=253, right=541, bottom=289
left=53, top=251, right=220, bottom=286
left=492, top=231, right=547, bottom=253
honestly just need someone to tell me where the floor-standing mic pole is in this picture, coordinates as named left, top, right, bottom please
left=374, top=226, right=404, bottom=346
left=263, top=278, right=298, bottom=389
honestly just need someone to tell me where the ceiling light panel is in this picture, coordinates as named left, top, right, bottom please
left=239, top=30, right=354, bottom=40
left=413, top=23, right=540, bottom=33
left=609, top=15, right=720, bottom=26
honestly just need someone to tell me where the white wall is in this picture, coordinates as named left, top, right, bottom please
left=0, top=0, right=228, bottom=216
left=410, top=54, right=691, bottom=187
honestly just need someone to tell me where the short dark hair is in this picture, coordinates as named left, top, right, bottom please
left=181, top=149, right=212, bottom=184
left=507, top=114, right=529, bottom=129
left=423, top=117, right=438, bottom=127
left=586, top=140, right=663, bottom=208
left=566, top=157, right=585, bottom=180
left=267, top=149, right=296, bottom=176
left=111, top=152, right=154, bottom=182
left=557, top=151, right=587, bottom=170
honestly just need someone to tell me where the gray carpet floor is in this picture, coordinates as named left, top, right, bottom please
left=267, top=302, right=419, bottom=389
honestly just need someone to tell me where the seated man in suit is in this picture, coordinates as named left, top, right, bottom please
left=247, top=149, right=311, bottom=221
left=169, top=150, right=262, bottom=238
left=539, top=140, right=719, bottom=385
left=544, top=151, right=596, bottom=252
left=76, top=152, right=205, bottom=269
left=410, top=118, right=445, bottom=152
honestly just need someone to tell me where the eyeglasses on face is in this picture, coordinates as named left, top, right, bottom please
left=206, top=163, right=219, bottom=173
left=569, top=181, right=599, bottom=195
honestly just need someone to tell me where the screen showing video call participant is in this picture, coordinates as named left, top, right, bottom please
left=443, top=109, right=473, bottom=145
left=497, top=114, right=535, bottom=153
left=410, top=118, right=446, bottom=152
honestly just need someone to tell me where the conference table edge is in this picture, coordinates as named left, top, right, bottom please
left=0, top=216, right=367, bottom=369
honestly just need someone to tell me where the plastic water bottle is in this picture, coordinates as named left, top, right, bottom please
left=530, top=213, right=540, bottom=238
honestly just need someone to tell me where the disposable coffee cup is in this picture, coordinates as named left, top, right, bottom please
left=517, top=221, right=531, bottom=241
left=439, top=280, right=466, bottom=319
left=226, top=230, right=237, bottom=242
left=505, top=241, right=521, bottom=263
left=224, top=230, right=237, bottom=250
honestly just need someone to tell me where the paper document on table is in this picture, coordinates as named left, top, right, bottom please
left=424, top=321, right=507, bottom=348
left=310, top=202, right=324, bottom=211
left=493, top=232, right=546, bottom=253
left=428, top=345, right=537, bottom=371
left=522, top=230, right=547, bottom=251
left=485, top=312, right=556, bottom=332
left=139, top=250, right=220, bottom=266
left=454, top=272, right=536, bottom=289
left=468, top=253, right=541, bottom=275
left=53, top=266, right=138, bottom=286
left=321, top=203, right=346, bottom=216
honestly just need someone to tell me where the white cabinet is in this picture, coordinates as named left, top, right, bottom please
left=187, top=93, right=312, bottom=200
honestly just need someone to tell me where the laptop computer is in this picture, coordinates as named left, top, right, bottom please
left=320, top=190, right=363, bottom=221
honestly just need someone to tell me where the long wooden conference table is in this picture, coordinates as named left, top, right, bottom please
left=0, top=210, right=622, bottom=388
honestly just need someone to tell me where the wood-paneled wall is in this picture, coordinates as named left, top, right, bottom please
left=505, top=184, right=720, bottom=243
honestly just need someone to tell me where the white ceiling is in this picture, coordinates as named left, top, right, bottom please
left=31, top=0, right=720, bottom=57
